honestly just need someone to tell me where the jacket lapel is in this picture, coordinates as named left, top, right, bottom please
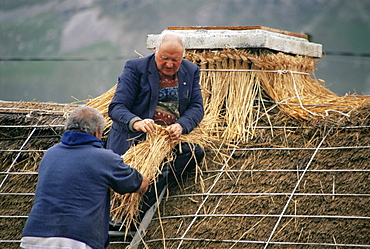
left=178, top=63, right=189, bottom=114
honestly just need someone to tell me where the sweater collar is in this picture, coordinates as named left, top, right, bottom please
left=61, top=130, right=103, bottom=146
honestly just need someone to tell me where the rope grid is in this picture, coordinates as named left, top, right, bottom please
left=0, top=97, right=368, bottom=248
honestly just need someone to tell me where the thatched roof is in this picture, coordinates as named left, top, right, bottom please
left=1, top=97, right=369, bottom=248
left=142, top=104, right=370, bottom=248
left=1, top=45, right=369, bottom=248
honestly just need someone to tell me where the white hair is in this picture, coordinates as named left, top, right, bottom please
left=155, top=30, right=186, bottom=56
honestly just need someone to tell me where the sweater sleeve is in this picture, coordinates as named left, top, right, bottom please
left=106, top=151, right=143, bottom=195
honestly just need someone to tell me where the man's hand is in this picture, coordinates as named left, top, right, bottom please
left=136, top=175, right=150, bottom=195
left=167, top=123, right=183, bottom=140
left=133, top=119, right=155, bottom=133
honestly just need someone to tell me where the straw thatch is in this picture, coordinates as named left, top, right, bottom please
left=184, top=49, right=369, bottom=144
left=86, top=49, right=369, bottom=146
left=141, top=104, right=370, bottom=248
left=1, top=99, right=369, bottom=248
left=2, top=45, right=369, bottom=248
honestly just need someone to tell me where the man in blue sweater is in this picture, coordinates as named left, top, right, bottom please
left=21, top=106, right=150, bottom=249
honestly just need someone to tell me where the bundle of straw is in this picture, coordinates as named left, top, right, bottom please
left=185, top=49, right=370, bottom=144
left=110, top=125, right=174, bottom=233
left=186, top=50, right=263, bottom=144
left=247, top=52, right=370, bottom=119
left=109, top=123, right=221, bottom=233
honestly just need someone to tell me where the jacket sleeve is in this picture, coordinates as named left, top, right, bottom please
left=108, top=60, right=142, bottom=132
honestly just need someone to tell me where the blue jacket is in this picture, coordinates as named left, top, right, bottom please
left=106, top=53, right=204, bottom=155
left=22, top=131, right=143, bottom=249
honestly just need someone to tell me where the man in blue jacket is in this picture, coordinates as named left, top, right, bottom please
left=21, top=106, right=150, bottom=249
left=106, top=30, right=204, bottom=220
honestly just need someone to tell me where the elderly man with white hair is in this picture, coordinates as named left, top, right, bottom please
left=106, top=30, right=204, bottom=223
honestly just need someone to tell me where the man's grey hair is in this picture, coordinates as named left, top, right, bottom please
left=65, top=106, right=106, bottom=135
left=155, top=30, right=186, bottom=56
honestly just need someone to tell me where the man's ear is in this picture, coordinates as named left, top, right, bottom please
left=93, top=126, right=102, bottom=139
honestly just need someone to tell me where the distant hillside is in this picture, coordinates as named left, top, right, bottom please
left=1, top=0, right=369, bottom=102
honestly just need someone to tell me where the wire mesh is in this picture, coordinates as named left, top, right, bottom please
left=1, top=99, right=369, bottom=249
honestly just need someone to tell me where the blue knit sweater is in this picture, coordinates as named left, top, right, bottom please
left=22, top=131, right=143, bottom=249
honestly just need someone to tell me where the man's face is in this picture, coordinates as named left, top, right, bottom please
left=155, top=41, right=184, bottom=77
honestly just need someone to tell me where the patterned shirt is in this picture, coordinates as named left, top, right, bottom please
left=153, top=72, right=180, bottom=126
